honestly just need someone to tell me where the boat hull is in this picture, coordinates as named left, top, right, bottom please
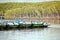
left=29, top=24, right=48, bottom=28
left=18, top=24, right=31, bottom=29
left=5, top=25, right=18, bottom=30
left=0, top=25, right=6, bottom=30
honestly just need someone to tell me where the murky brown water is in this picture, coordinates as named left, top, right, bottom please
left=0, top=28, right=60, bottom=40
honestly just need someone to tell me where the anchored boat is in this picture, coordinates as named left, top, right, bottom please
left=0, top=19, right=50, bottom=30
left=18, top=20, right=31, bottom=29
left=30, top=20, right=50, bottom=28
left=6, top=22, right=19, bottom=30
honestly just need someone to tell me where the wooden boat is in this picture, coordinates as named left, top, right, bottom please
left=30, top=20, right=50, bottom=28
left=30, top=21, right=43, bottom=28
left=6, top=22, right=19, bottom=30
left=0, top=20, right=50, bottom=30
left=18, top=21, right=31, bottom=29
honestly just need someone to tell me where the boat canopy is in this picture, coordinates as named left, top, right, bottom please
left=13, top=22, right=19, bottom=25
left=7, top=22, right=14, bottom=25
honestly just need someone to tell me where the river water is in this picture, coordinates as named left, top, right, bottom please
left=0, top=27, right=60, bottom=40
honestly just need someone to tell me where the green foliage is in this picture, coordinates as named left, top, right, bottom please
left=0, top=1, right=60, bottom=19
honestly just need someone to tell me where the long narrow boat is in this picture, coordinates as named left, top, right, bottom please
left=6, top=22, right=19, bottom=30
left=30, top=20, right=50, bottom=28
left=19, top=21, right=31, bottom=29
left=15, top=20, right=50, bottom=29
left=0, top=20, right=50, bottom=30
left=30, top=20, right=43, bottom=28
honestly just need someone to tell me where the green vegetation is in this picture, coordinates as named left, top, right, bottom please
left=0, top=1, right=60, bottom=19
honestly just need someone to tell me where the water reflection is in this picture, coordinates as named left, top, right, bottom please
left=48, top=24, right=60, bottom=28
left=0, top=28, right=60, bottom=40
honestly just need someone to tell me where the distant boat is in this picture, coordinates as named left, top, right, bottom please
left=6, top=22, right=19, bottom=29
left=0, top=19, right=50, bottom=30
left=18, top=20, right=31, bottom=28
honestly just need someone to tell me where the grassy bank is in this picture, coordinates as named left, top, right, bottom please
left=0, top=1, right=60, bottom=24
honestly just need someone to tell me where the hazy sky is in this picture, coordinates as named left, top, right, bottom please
left=0, top=0, right=59, bottom=2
